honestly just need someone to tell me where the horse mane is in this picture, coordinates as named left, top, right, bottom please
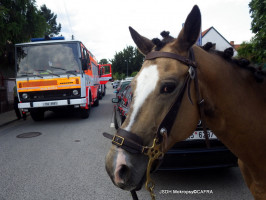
left=151, top=32, right=265, bottom=83
left=202, top=42, right=265, bottom=83
left=152, top=31, right=175, bottom=51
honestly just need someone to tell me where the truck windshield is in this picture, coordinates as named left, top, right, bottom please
left=16, top=43, right=80, bottom=77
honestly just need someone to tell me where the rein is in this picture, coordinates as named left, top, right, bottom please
left=103, top=48, right=210, bottom=200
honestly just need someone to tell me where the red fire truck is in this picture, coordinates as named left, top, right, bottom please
left=98, top=64, right=112, bottom=99
left=15, top=37, right=100, bottom=120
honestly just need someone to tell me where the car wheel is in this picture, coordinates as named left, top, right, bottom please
left=114, top=109, right=119, bottom=129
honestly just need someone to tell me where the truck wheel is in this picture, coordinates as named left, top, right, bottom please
left=22, top=112, right=27, bottom=120
left=30, top=110, right=44, bottom=121
left=102, top=86, right=106, bottom=96
left=99, top=86, right=103, bottom=100
left=94, top=93, right=99, bottom=107
left=80, top=106, right=90, bottom=119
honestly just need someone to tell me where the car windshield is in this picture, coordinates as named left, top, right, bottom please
left=16, top=43, right=81, bottom=77
left=119, top=81, right=130, bottom=91
left=121, top=86, right=132, bottom=108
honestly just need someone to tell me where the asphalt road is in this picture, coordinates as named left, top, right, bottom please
left=0, top=83, right=253, bottom=200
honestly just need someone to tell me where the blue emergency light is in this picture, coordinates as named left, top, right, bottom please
left=31, top=36, right=65, bottom=42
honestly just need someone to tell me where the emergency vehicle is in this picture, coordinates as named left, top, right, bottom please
left=15, top=37, right=100, bottom=121
left=98, top=64, right=112, bottom=99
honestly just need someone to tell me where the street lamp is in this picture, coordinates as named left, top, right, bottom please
left=126, top=60, right=128, bottom=78
left=125, top=59, right=128, bottom=78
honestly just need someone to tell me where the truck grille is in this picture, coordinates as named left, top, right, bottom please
left=19, top=89, right=81, bottom=102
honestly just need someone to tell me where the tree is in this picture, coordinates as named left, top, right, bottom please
left=131, top=71, right=138, bottom=77
left=0, top=0, right=61, bottom=77
left=99, top=59, right=109, bottom=64
left=110, top=46, right=144, bottom=79
left=0, top=0, right=50, bottom=50
left=237, top=0, right=266, bottom=65
left=40, top=4, right=61, bottom=36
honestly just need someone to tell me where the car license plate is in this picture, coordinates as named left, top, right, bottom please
left=42, top=102, right=58, bottom=107
left=187, top=130, right=217, bottom=140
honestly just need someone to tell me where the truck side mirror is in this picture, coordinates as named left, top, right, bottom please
left=82, top=58, right=88, bottom=70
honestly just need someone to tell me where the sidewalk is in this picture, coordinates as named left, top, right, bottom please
left=0, top=109, right=19, bottom=127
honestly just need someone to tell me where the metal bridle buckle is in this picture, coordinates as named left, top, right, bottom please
left=189, top=66, right=195, bottom=79
left=159, top=127, right=167, bottom=136
left=112, top=135, right=124, bottom=146
left=144, top=138, right=164, bottom=200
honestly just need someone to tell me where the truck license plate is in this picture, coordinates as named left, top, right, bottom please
left=42, top=102, right=58, bottom=107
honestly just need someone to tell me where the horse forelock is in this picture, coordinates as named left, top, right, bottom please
left=152, top=31, right=175, bottom=51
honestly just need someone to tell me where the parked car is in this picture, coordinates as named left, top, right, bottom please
left=114, top=80, right=131, bottom=98
left=125, top=77, right=134, bottom=81
left=112, top=80, right=120, bottom=89
left=112, top=86, right=238, bottom=170
left=112, top=85, right=132, bottom=129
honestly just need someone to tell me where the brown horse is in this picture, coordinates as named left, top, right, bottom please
left=104, top=5, right=266, bottom=200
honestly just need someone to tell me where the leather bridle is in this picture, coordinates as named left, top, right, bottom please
left=103, top=48, right=210, bottom=200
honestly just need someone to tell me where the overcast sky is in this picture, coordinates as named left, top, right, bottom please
left=36, top=0, right=253, bottom=61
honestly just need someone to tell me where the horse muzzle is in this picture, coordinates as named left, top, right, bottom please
left=105, top=143, right=149, bottom=191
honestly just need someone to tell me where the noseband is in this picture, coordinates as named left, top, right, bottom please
left=103, top=48, right=210, bottom=200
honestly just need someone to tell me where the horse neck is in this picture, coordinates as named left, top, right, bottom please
left=194, top=46, right=266, bottom=163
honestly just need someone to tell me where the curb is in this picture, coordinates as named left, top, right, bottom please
left=0, top=119, right=19, bottom=128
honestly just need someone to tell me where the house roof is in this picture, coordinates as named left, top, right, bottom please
left=201, top=26, right=240, bottom=51
left=233, top=44, right=241, bottom=50
left=201, top=28, right=211, bottom=37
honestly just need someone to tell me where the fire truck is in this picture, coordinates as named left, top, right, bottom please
left=15, top=37, right=100, bottom=121
left=98, top=64, right=112, bottom=99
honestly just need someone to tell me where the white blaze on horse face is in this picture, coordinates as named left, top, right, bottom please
left=125, top=65, right=159, bottom=131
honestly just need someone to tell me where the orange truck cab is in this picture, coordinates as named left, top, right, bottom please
left=15, top=37, right=100, bottom=121
left=98, top=64, right=112, bottom=99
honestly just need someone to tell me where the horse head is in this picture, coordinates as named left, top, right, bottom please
left=105, top=5, right=203, bottom=192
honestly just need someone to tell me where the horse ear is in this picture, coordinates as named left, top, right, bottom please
left=129, top=26, right=154, bottom=55
left=175, top=5, right=201, bottom=52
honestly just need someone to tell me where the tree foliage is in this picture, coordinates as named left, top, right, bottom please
left=40, top=4, right=61, bottom=36
left=110, top=46, right=144, bottom=79
left=0, top=0, right=61, bottom=56
left=99, top=59, right=109, bottom=64
left=237, top=0, right=266, bottom=64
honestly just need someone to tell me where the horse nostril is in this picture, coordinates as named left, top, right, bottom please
left=119, top=164, right=130, bottom=182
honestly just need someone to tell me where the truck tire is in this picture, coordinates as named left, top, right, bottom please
left=99, top=86, right=103, bottom=100
left=102, top=86, right=106, bottom=96
left=30, top=109, right=44, bottom=121
left=80, top=106, right=90, bottom=119
left=94, top=93, right=99, bottom=107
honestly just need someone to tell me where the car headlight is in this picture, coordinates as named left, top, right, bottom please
left=73, top=90, right=79, bottom=95
left=22, top=93, right=28, bottom=99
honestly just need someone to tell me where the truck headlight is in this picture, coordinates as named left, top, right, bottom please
left=22, top=93, right=28, bottom=99
left=73, top=90, right=79, bottom=95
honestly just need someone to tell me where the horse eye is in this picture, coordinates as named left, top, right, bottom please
left=160, top=83, right=176, bottom=94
